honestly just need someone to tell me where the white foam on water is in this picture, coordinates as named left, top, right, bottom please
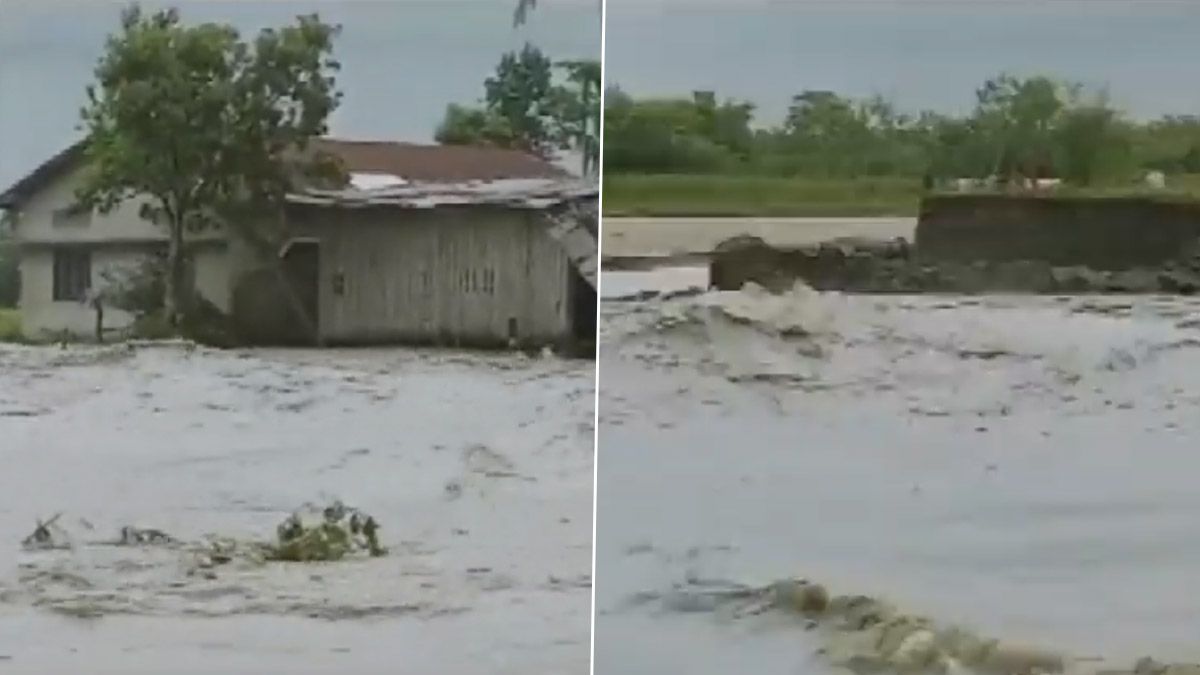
left=598, top=287, right=1200, bottom=673
left=0, top=345, right=594, bottom=673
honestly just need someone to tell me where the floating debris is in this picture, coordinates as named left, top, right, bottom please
left=117, top=526, right=176, bottom=546
left=22, top=513, right=70, bottom=550
left=11, top=502, right=390, bottom=621
left=20, top=501, right=386, bottom=564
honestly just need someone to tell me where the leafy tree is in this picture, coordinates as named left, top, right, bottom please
left=604, top=92, right=735, bottom=173
left=483, top=43, right=557, bottom=157
left=1183, top=145, right=1200, bottom=173
left=922, top=114, right=992, bottom=179
left=783, top=91, right=881, bottom=176
left=77, top=4, right=342, bottom=329
left=434, top=103, right=518, bottom=147
left=550, top=59, right=601, bottom=175
left=436, top=50, right=600, bottom=175
left=1135, top=116, right=1200, bottom=173
left=693, top=91, right=755, bottom=160
left=972, top=74, right=1064, bottom=181
left=603, top=87, right=758, bottom=174
left=785, top=91, right=863, bottom=142
left=1053, top=91, right=1133, bottom=186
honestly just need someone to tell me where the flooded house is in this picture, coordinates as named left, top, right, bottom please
left=0, top=139, right=598, bottom=349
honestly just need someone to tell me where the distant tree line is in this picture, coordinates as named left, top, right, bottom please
left=604, top=74, right=1200, bottom=186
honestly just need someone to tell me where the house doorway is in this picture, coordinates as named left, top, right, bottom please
left=280, top=239, right=320, bottom=345
left=569, top=267, right=596, bottom=354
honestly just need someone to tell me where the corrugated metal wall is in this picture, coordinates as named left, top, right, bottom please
left=288, top=206, right=571, bottom=346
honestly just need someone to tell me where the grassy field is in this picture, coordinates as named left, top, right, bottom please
left=603, top=174, right=923, bottom=217
left=603, top=173, right=1200, bottom=217
left=0, top=308, right=21, bottom=342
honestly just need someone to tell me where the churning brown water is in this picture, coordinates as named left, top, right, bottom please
left=0, top=344, right=594, bottom=674
left=596, top=273, right=1200, bottom=674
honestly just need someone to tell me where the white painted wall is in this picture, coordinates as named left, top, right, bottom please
left=15, top=167, right=161, bottom=244
left=18, top=243, right=231, bottom=340
left=12, top=165, right=233, bottom=338
left=19, top=246, right=141, bottom=339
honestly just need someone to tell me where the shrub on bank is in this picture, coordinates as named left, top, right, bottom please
left=0, top=309, right=23, bottom=343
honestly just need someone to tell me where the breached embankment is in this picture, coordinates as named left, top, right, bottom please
left=709, top=195, right=1200, bottom=295
left=708, top=234, right=1200, bottom=295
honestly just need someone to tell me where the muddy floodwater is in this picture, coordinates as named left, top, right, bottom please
left=595, top=272, right=1200, bottom=674
left=0, top=344, right=594, bottom=674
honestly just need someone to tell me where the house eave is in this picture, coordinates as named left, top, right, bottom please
left=16, top=236, right=228, bottom=248
left=0, top=140, right=89, bottom=210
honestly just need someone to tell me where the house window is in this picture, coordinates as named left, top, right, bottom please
left=51, top=205, right=91, bottom=228
left=53, top=248, right=92, bottom=301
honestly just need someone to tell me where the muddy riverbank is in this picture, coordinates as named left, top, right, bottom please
left=709, top=235, right=1200, bottom=295
left=0, top=343, right=594, bottom=674
left=595, top=274, right=1200, bottom=674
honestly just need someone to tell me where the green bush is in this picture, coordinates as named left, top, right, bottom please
left=130, top=298, right=237, bottom=348
left=0, top=309, right=22, bottom=342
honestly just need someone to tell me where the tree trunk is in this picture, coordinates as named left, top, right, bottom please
left=94, top=299, right=104, bottom=344
left=164, top=220, right=187, bottom=331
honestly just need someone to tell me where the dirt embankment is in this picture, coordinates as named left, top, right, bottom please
left=916, top=195, right=1200, bottom=269
left=710, top=196, right=1200, bottom=294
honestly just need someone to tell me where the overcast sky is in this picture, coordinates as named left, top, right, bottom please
left=5, top=0, right=1198, bottom=187
left=604, top=0, right=1200, bottom=124
left=0, top=0, right=600, bottom=189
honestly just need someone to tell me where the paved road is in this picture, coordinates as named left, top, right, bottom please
left=602, top=216, right=917, bottom=259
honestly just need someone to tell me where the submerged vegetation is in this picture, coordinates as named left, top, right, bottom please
left=21, top=501, right=386, bottom=564
left=642, top=573, right=1200, bottom=675
left=268, top=501, right=386, bottom=562
left=15, top=502, right=388, bottom=622
left=100, top=252, right=237, bottom=347
left=604, top=74, right=1200, bottom=215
